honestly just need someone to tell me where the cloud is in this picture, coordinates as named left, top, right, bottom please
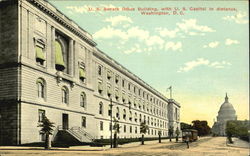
left=222, top=11, right=248, bottom=24
left=176, top=19, right=215, bottom=34
left=93, top=26, right=127, bottom=40
left=104, top=15, right=133, bottom=26
left=178, top=58, right=231, bottom=72
left=203, top=41, right=219, bottom=48
left=127, top=27, right=150, bottom=41
left=156, top=28, right=179, bottom=38
left=165, top=42, right=182, bottom=51
left=146, top=35, right=165, bottom=48
left=225, top=38, right=239, bottom=45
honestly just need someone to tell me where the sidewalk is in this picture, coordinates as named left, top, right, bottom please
left=227, top=137, right=249, bottom=149
left=0, top=139, right=177, bottom=151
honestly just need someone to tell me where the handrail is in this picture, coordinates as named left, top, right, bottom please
left=69, top=126, right=95, bottom=141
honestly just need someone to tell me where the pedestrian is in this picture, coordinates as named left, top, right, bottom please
left=185, top=136, right=190, bottom=149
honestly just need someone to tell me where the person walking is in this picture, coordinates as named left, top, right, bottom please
left=185, top=136, right=190, bottom=149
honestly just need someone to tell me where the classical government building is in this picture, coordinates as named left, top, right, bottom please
left=0, top=0, right=180, bottom=145
left=212, top=94, right=237, bottom=136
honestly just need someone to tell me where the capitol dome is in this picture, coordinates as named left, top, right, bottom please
left=217, top=93, right=237, bottom=122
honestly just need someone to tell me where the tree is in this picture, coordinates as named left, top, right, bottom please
left=168, top=126, right=174, bottom=142
left=192, top=120, right=211, bottom=136
left=37, top=116, right=55, bottom=149
left=226, top=120, right=249, bottom=143
left=113, top=117, right=120, bottom=148
left=181, top=122, right=192, bottom=130
left=140, top=121, right=149, bottom=145
left=175, top=127, right=180, bottom=142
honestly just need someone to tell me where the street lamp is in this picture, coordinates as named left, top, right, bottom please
left=109, top=98, right=131, bottom=148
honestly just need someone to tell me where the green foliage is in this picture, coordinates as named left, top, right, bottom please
left=113, top=117, right=121, bottom=134
left=191, top=120, right=211, bottom=136
left=181, top=122, right=192, bottom=130
left=226, top=120, right=249, bottom=142
left=168, top=126, right=174, bottom=136
left=140, top=121, right=149, bottom=134
left=37, top=116, right=55, bottom=135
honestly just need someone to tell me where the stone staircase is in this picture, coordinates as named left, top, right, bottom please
left=52, top=126, right=95, bottom=145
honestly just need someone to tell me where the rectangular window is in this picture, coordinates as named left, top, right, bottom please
left=124, top=125, right=126, bottom=133
left=130, top=126, right=132, bottom=133
left=122, top=79, right=125, bottom=87
left=82, top=116, right=86, bottom=128
left=38, top=109, right=45, bottom=122
left=100, top=121, right=103, bottom=131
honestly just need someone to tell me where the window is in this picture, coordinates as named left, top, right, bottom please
left=122, top=79, right=125, bottom=87
left=108, top=109, right=111, bottom=116
left=134, top=112, right=137, bottom=122
left=37, top=79, right=45, bottom=99
left=62, top=87, right=68, bottom=104
left=129, top=111, right=132, bottom=121
left=79, top=66, right=86, bottom=82
left=34, top=39, right=46, bottom=66
left=124, top=125, right=126, bottom=133
left=82, top=116, right=86, bottom=128
left=98, top=82, right=103, bottom=94
left=99, top=102, right=103, bottom=115
left=116, top=107, right=120, bottom=119
left=100, top=121, right=103, bottom=131
left=128, top=83, right=131, bottom=90
left=130, top=126, right=132, bottom=133
left=139, top=114, right=142, bottom=122
left=107, top=86, right=112, bottom=97
left=115, top=75, right=119, bottom=84
left=123, top=109, right=126, bottom=120
left=38, top=109, right=45, bottom=122
left=107, top=70, right=112, bottom=80
left=55, top=34, right=68, bottom=72
left=98, top=65, right=102, bottom=75
left=115, top=90, right=119, bottom=100
left=80, top=92, right=86, bottom=108
left=135, top=127, right=137, bottom=133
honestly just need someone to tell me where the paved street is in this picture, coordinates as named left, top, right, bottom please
left=0, top=137, right=248, bottom=156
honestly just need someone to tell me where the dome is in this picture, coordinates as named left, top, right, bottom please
left=217, top=93, right=237, bottom=122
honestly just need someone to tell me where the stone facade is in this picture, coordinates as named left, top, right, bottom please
left=0, top=0, right=180, bottom=145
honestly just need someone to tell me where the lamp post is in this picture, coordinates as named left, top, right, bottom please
left=109, top=98, right=113, bottom=148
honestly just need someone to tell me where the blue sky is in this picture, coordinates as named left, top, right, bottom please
left=49, top=0, right=249, bottom=126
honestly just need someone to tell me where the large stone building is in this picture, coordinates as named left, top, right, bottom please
left=0, top=0, right=180, bottom=145
left=212, top=94, right=237, bottom=136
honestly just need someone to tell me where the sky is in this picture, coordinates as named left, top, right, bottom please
left=48, top=0, right=249, bottom=126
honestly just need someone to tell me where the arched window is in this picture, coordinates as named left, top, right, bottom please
left=62, top=86, right=68, bottom=104
left=99, top=102, right=103, bottom=115
left=123, top=109, right=126, bottom=120
left=116, top=107, right=120, bottom=119
left=80, top=92, right=86, bottom=108
left=134, top=112, right=137, bottom=122
left=129, top=111, right=132, bottom=121
left=37, top=78, right=45, bottom=99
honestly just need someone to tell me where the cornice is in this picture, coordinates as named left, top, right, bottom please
left=93, top=49, right=170, bottom=104
left=27, top=0, right=97, bottom=47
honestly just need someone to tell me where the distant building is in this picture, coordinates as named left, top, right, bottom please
left=0, top=0, right=180, bottom=145
left=212, top=94, right=237, bottom=136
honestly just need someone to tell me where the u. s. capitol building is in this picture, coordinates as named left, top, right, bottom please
left=0, top=0, right=180, bottom=145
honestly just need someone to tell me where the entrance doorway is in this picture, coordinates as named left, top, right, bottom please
left=62, top=113, right=69, bottom=130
